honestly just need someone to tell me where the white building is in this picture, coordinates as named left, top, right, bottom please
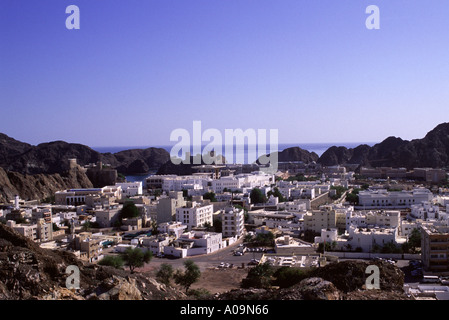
left=358, top=188, right=433, bottom=208
left=163, top=231, right=223, bottom=258
left=115, top=182, right=143, bottom=197
left=141, top=234, right=171, bottom=255
left=175, top=202, right=214, bottom=230
left=158, top=221, right=187, bottom=239
left=411, top=201, right=440, bottom=220
left=277, top=200, right=310, bottom=211
left=162, top=176, right=209, bottom=193
left=221, top=206, right=245, bottom=238
left=346, top=225, right=404, bottom=252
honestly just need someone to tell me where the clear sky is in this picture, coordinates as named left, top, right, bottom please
left=1, top=0, right=448, bottom=147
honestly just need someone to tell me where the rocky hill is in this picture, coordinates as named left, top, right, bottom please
left=0, top=134, right=170, bottom=176
left=317, top=122, right=449, bottom=169
left=0, top=223, right=185, bottom=300
left=257, top=146, right=319, bottom=164
left=212, top=260, right=411, bottom=300
left=0, top=166, right=93, bottom=203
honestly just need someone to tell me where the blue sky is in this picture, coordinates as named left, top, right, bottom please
left=1, top=0, right=449, bottom=147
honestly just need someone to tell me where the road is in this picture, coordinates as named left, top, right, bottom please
left=144, top=240, right=266, bottom=272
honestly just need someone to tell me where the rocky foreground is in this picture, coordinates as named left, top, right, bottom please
left=0, top=223, right=185, bottom=300
left=211, top=260, right=411, bottom=300
left=0, top=223, right=411, bottom=300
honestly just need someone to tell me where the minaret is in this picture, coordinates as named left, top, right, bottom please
left=14, top=195, right=20, bottom=210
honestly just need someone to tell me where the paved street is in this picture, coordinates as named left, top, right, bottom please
left=143, top=239, right=266, bottom=272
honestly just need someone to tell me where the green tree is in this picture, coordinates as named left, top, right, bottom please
left=250, top=188, right=267, bottom=204
left=267, top=187, right=286, bottom=202
left=345, top=192, right=359, bottom=205
left=381, top=241, right=401, bottom=254
left=317, top=241, right=337, bottom=253
left=242, top=262, right=274, bottom=289
left=253, top=232, right=275, bottom=247
left=120, top=201, right=140, bottom=220
left=123, top=247, right=152, bottom=273
left=244, top=233, right=253, bottom=243
left=273, top=267, right=310, bottom=288
left=188, top=288, right=211, bottom=299
left=330, top=186, right=347, bottom=200
left=82, top=220, right=92, bottom=232
left=174, top=260, right=201, bottom=293
left=203, top=192, right=217, bottom=202
left=98, top=255, right=125, bottom=269
left=408, top=228, right=421, bottom=252
left=150, top=219, right=159, bottom=235
left=212, top=218, right=222, bottom=233
left=156, top=263, right=174, bottom=286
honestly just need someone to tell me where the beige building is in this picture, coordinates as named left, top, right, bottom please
left=74, top=232, right=103, bottom=263
left=421, top=225, right=449, bottom=272
left=157, top=191, right=186, bottom=224
left=55, top=186, right=122, bottom=206
left=7, top=219, right=52, bottom=242
left=303, top=209, right=337, bottom=234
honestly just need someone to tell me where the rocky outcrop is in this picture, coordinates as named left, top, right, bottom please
left=317, top=122, right=449, bottom=169
left=0, top=166, right=93, bottom=203
left=0, top=134, right=170, bottom=176
left=212, top=260, right=410, bottom=300
left=257, top=147, right=319, bottom=165
left=113, top=148, right=170, bottom=175
left=0, top=224, right=186, bottom=300
left=309, top=260, right=405, bottom=293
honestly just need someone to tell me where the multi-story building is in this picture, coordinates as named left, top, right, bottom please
left=115, top=182, right=143, bottom=197
left=221, top=206, right=245, bottom=238
left=146, top=175, right=177, bottom=190
left=95, top=207, right=121, bottom=228
left=157, top=191, right=186, bottom=224
left=55, top=186, right=122, bottom=206
left=7, top=220, right=37, bottom=241
left=158, top=221, right=187, bottom=239
left=31, top=207, right=52, bottom=224
left=36, top=218, right=53, bottom=242
left=6, top=219, right=52, bottom=242
left=314, top=225, right=405, bottom=253
left=175, top=201, right=214, bottom=231
left=358, top=188, right=433, bottom=208
left=411, top=202, right=440, bottom=220
left=421, top=224, right=449, bottom=271
left=73, top=232, right=103, bottom=263
left=303, top=209, right=337, bottom=234
left=360, top=167, right=408, bottom=179
left=141, top=234, right=171, bottom=255
left=413, top=168, right=447, bottom=184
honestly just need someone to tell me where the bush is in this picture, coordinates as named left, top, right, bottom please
left=188, top=288, right=211, bottom=299
left=241, top=262, right=274, bottom=289
left=273, top=267, right=311, bottom=288
left=123, top=247, right=152, bottom=273
left=98, top=255, right=125, bottom=269
left=174, top=260, right=201, bottom=293
left=156, top=263, right=174, bottom=286
left=120, top=201, right=140, bottom=220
